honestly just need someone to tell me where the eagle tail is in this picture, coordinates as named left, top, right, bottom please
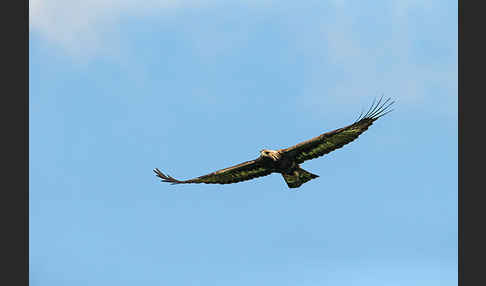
left=282, top=167, right=319, bottom=189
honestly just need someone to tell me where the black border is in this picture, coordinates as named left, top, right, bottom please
left=459, top=1, right=483, bottom=285
left=3, top=0, right=29, bottom=284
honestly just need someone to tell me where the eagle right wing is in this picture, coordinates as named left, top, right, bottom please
left=154, top=157, right=273, bottom=185
left=279, top=97, right=394, bottom=164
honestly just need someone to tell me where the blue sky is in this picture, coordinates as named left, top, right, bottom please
left=30, top=1, right=457, bottom=285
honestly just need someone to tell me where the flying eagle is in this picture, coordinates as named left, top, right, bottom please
left=154, top=97, right=394, bottom=188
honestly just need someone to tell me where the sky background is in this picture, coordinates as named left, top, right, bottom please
left=30, top=0, right=457, bottom=285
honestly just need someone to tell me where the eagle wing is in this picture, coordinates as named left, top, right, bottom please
left=154, top=157, right=273, bottom=185
left=279, top=97, right=394, bottom=164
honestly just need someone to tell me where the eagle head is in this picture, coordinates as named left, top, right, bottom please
left=260, top=149, right=281, bottom=161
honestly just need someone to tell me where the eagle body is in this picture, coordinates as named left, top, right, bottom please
left=258, top=149, right=318, bottom=188
left=154, top=97, right=394, bottom=189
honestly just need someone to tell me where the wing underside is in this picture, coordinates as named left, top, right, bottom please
left=280, top=97, right=394, bottom=164
left=154, top=158, right=273, bottom=185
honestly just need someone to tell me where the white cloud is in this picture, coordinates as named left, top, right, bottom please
left=29, top=0, right=272, bottom=58
left=291, top=0, right=457, bottom=116
left=30, top=0, right=457, bottom=115
left=30, top=0, right=179, bottom=57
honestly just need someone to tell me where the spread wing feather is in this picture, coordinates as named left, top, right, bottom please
left=154, top=158, right=273, bottom=185
left=279, top=96, right=394, bottom=164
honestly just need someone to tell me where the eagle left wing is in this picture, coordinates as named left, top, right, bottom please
left=154, top=157, right=273, bottom=185
left=279, top=97, right=394, bottom=164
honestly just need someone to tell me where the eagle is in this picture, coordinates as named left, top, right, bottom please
left=154, top=97, right=394, bottom=189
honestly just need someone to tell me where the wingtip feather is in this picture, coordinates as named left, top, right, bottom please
left=154, top=168, right=184, bottom=184
left=355, top=96, right=395, bottom=123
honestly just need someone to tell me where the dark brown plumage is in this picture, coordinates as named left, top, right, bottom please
left=154, top=97, right=394, bottom=188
